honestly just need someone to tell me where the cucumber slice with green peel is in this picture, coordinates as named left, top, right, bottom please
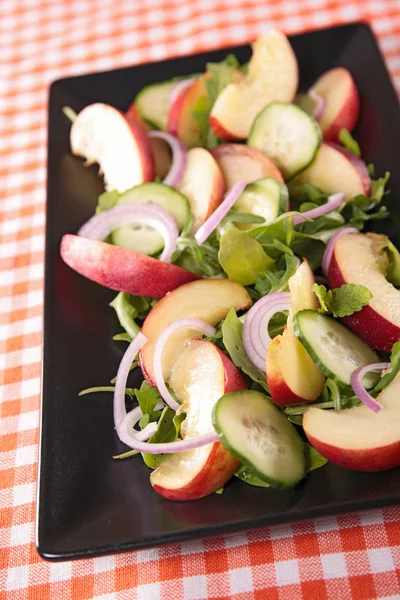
left=212, top=390, right=306, bottom=489
left=111, top=182, right=190, bottom=255
left=111, top=224, right=164, bottom=256
left=293, top=310, right=380, bottom=389
left=233, top=177, right=289, bottom=231
left=135, top=79, right=180, bottom=130
left=248, top=102, right=322, bottom=180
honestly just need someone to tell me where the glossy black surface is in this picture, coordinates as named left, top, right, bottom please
left=37, top=23, right=400, bottom=560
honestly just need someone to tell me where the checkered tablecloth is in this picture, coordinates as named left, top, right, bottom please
left=1, top=0, right=400, bottom=598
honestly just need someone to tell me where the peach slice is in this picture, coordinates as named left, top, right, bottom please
left=328, top=232, right=400, bottom=351
left=266, top=260, right=325, bottom=405
left=150, top=339, right=246, bottom=500
left=303, top=372, right=400, bottom=472
left=210, top=144, right=283, bottom=189
left=140, top=279, right=251, bottom=385
left=60, top=234, right=199, bottom=298
left=309, top=67, right=360, bottom=143
left=177, top=147, right=226, bottom=233
left=290, top=142, right=370, bottom=200
left=70, top=103, right=155, bottom=192
left=209, top=31, right=298, bottom=140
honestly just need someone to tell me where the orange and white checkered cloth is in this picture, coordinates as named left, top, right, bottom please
left=1, top=0, right=400, bottom=598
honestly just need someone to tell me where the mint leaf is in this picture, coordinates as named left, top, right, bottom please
left=371, top=341, right=400, bottom=394
left=339, top=128, right=361, bottom=157
left=312, top=283, right=372, bottom=317
left=222, top=309, right=268, bottom=390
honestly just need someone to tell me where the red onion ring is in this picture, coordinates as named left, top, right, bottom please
left=321, top=226, right=358, bottom=277
left=293, top=192, right=345, bottom=225
left=153, top=318, right=217, bottom=410
left=194, top=181, right=247, bottom=245
left=114, top=332, right=148, bottom=429
left=148, top=131, right=186, bottom=188
left=169, top=78, right=195, bottom=106
left=350, top=362, right=390, bottom=413
left=309, top=89, right=326, bottom=120
left=78, top=202, right=179, bottom=262
left=242, top=292, right=291, bottom=371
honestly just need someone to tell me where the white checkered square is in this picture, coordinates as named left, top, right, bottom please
left=94, top=555, right=116, bottom=574
left=49, top=561, right=72, bottom=583
left=10, top=523, right=31, bottom=547
left=321, top=553, right=348, bottom=579
left=183, top=575, right=207, bottom=600
left=137, top=582, right=160, bottom=600
left=14, top=444, right=37, bottom=467
left=12, top=483, right=34, bottom=507
left=229, top=567, right=253, bottom=594
left=275, top=559, right=300, bottom=586
left=6, top=565, right=29, bottom=591
left=368, top=548, right=395, bottom=574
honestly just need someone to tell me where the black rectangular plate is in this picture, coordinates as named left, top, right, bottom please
left=37, top=22, right=400, bottom=561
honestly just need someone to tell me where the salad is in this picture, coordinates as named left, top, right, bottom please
left=60, top=29, right=400, bottom=501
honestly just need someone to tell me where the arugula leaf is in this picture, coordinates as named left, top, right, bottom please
left=79, top=385, right=135, bottom=399
left=134, top=381, right=162, bottom=421
left=172, top=215, right=223, bottom=277
left=383, top=240, right=400, bottom=286
left=320, top=378, right=342, bottom=411
left=338, top=128, right=361, bottom=157
left=312, top=283, right=372, bottom=317
left=112, top=332, right=132, bottom=342
left=142, top=407, right=179, bottom=469
left=222, top=309, right=268, bottom=390
left=306, top=444, right=328, bottom=472
left=110, top=292, right=152, bottom=339
left=255, top=246, right=300, bottom=296
left=192, top=54, right=242, bottom=147
left=371, top=341, right=400, bottom=394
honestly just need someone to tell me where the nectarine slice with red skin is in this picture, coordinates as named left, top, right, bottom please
left=150, top=339, right=246, bottom=501
left=210, top=144, right=284, bottom=189
left=140, top=279, right=251, bottom=385
left=60, top=234, right=199, bottom=298
left=310, top=67, right=360, bottom=143
left=303, top=372, right=400, bottom=472
left=71, top=103, right=155, bottom=193
left=328, top=232, right=400, bottom=351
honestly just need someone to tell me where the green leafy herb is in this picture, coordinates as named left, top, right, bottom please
left=383, top=240, right=400, bottom=286
left=142, top=407, right=179, bottom=469
left=112, top=332, right=132, bottom=342
left=110, top=292, right=151, bottom=339
left=305, top=443, right=328, bottom=472
left=218, top=229, right=275, bottom=286
left=134, top=381, right=163, bottom=422
left=338, top=128, right=361, bottom=157
left=312, top=283, right=372, bottom=317
left=78, top=385, right=134, bottom=399
left=255, top=246, right=300, bottom=296
left=371, top=341, right=400, bottom=395
left=235, top=464, right=271, bottom=487
left=222, top=309, right=268, bottom=391
left=321, top=378, right=342, bottom=411
left=215, top=487, right=224, bottom=494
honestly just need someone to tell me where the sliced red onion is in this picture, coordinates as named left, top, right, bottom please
left=78, top=202, right=178, bottom=262
left=293, top=192, right=345, bottom=225
left=114, top=332, right=148, bottom=429
left=322, top=226, right=358, bottom=277
left=148, top=131, right=186, bottom=188
left=350, top=362, right=390, bottom=413
left=153, top=318, right=217, bottom=411
left=169, top=78, right=195, bottom=106
left=327, top=142, right=371, bottom=195
left=243, top=292, right=291, bottom=371
left=123, top=406, right=159, bottom=441
left=194, top=181, right=247, bottom=245
left=309, top=89, right=326, bottom=120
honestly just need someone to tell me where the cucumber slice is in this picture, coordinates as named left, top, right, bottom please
left=212, top=390, right=306, bottom=488
left=111, top=182, right=190, bottom=255
left=135, top=80, right=178, bottom=130
left=248, top=102, right=322, bottom=180
left=293, top=310, right=380, bottom=388
left=233, top=177, right=288, bottom=230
